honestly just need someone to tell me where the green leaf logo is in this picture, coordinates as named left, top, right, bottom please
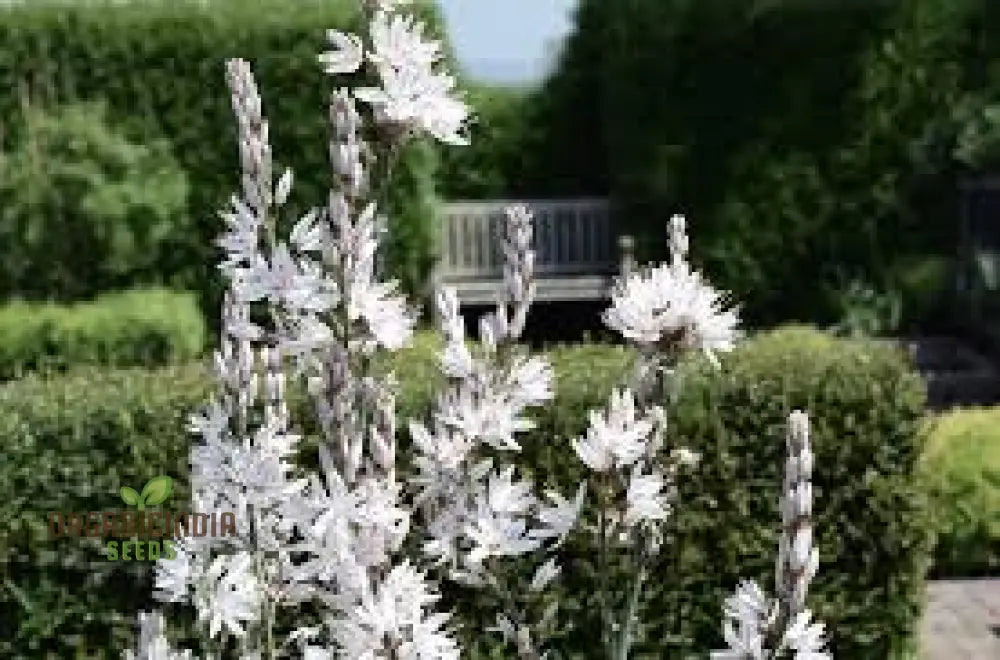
left=120, top=476, right=173, bottom=510
left=140, top=476, right=173, bottom=508
left=119, top=486, right=140, bottom=507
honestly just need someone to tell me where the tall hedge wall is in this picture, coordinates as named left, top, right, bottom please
left=0, top=327, right=933, bottom=657
left=0, top=0, right=446, bottom=322
left=524, top=0, right=1000, bottom=326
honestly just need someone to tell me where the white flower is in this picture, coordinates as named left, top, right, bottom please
left=506, top=355, right=555, bottom=407
left=194, top=552, right=262, bottom=639
left=225, top=245, right=337, bottom=313
left=479, top=308, right=506, bottom=351
left=215, top=429, right=305, bottom=530
left=356, top=9, right=468, bottom=145
left=289, top=208, right=328, bottom=253
left=435, top=286, right=466, bottom=339
left=624, top=469, right=670, bottom=526
left=221, top=300, right=264, bottom=341
left=671, top=447, right=701, bottom=467
left=439, top=338, right=474, bottom=379
left=529, top=557, right=561, bottom=593
left=351, top=476, right=411, bottom=563
left=318, top=29, right=363, bottom=74
left=347, top=277, right=415, bottom=350
left=216, top=196, right=261, bottom=267
left=301, top=646, right=332, bottom=660
left=434, top=288, right=476, bottom=377
left=572, top=388, right=652, bottom=472
left=368, top=11, right=440, bottom=70
left=463, top=468, right=543, bottom=565
left=422, top=506, right=466, bottom=568
left=436, top=385, right=532, bottom=452
left=532, top=481, right=587, bottom=546
left=465, top=514, right=541, bottom=567
left=357, top=64, right=469, bottom=144
left=279, top=311, right=335, bottom=360
left=152, top=536, right=197, bottom=604
left=409, top=421, right=475, bottom=494
left=225, top=253, right=271, bottom=303
left=668, top=213, right=690, bottom=262
left=268, top=243, right=339, bottom=312
left=485, top=466, right=536, bottom=516
left=711, top=580, right=773, bottom=660
left=284, top=474, right=359, bottom=579
left=274, top=167, right=294, bottom=205
left=783, top=610, right=831, bottom=660
left=124, top=610, right=193, bottom=660
left=491, top=614, right=518, bottom=644
left=187, top=399, right=229, bottom=444
left=332, top=562, right=459, bottom=659
left=603, top=259, right=740, bottom=365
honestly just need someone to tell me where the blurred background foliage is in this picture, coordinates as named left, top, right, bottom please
left=4, top=0, right=1000, bottom=336
left=0, top=100, right=190, bottom=301
left=513, top=0, right=1000, bottom=329
left=0, top=0, right=445, bottom=330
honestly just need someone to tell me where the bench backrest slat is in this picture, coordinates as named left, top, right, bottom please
left=437, top=198, right=616, bottom=280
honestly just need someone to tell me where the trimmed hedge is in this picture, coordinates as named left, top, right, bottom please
left=0, top=326, right=932, bottom=657
left=920, top=406, right=1000, bottom=577
left=0, top=0, right=446, bottom=320
left=515, top=326, right=933, bottom=659
left=0, top=100, right=191, bottom=302
left=0, top=364, right=212, bottom=657
left=0, top=288, right=206, bottom=380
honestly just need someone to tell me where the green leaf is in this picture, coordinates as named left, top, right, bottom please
left=118, top=486, right=140, bottom=507
left=139, top=476, right=173, bottom=507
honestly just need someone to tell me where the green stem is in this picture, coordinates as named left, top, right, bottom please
left=489, top=566, right=541, bottom=660
left=618, top=560, right=647, bottom=660
left=597, top=473, right=613, bottom=659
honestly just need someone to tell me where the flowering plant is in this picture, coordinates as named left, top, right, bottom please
left=125, top=1, right=831, bottom=658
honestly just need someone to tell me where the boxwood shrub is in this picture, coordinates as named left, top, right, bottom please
left=0, top=288, right=207, bottom=380
left=920, top=406, right=1000, bottom=578
left=0, top=364, right=212, bottom=657
left=0, top=325, right=932, bottom=657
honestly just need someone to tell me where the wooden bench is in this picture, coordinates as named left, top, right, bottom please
left=431, top=198, right=634, bottom=305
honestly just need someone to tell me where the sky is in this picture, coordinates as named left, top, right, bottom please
left=436, top=0, right=579, bottom=85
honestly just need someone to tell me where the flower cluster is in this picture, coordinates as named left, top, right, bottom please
left=603, top=214, right=740, bottom=367
left=711, top=412, right=829, bottom=660
left=136, top=1, right=467, bottom=656
left=407, top=206, right=585, bottom=656
left=321, top=0, right=468, bottom=144
left=125, top=0, right=830, bottom=658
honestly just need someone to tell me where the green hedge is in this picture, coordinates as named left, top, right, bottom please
left=0, top=288, right=206, bottom=380
left=513, top=326, right=933, bottom=659
left=0, top=100, right=191, bottom=302
left=0, top=0, right=446, bottom=320
left=528, top=0, right=1000, bottom=327
left=0, top=326, right=932, bottom=657
left=436, top=85, right=537, bottom=199
left=920, top=406, right=1000, bottom=577
left=0, top=364, right=212, bottom=657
